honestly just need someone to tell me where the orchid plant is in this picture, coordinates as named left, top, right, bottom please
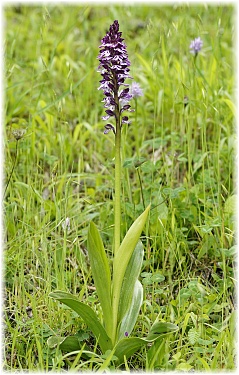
left=48, top=20, right=177, bottom=365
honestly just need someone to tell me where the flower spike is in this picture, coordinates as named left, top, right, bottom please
left=98, top=20, right=133, bottom=131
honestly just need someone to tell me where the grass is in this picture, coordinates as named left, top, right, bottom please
left=3, top=3, right=236, bottom=371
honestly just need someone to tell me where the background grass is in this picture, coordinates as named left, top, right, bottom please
left=3, top=3, right=236, bottom=371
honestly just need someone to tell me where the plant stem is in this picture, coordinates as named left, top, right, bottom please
left=114, top=107, right=121, bottom=255
left=112, top=80, right=121, bottom=344
left=112, top=125, right=121, bottom=344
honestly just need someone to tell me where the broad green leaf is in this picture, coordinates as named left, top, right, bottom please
left=111, top=205, right=150, bottom=343
left=117, top=280, right=143, bottom=341
left=59, top=338, right=92, bottom=358
left=146, top=322, right=179, bottom=341
left=47, top=330, right=91, bottom=352
left=114, top=321, right=178, bottom=364
left=114, top=337, right=148, bottom=364
left=117, top=241, right=144, bottom=323
left=49, top=291, right=112, bottom=353
left=47, top=335, right=82, bottom=351
left=87, top=222, right=112, bottom=336
left=47, top=336, right=65, bottom=349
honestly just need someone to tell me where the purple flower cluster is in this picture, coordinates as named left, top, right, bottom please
left=98, top=20, right=133, bottom=134
left=189, top=37, right=203, bottom=55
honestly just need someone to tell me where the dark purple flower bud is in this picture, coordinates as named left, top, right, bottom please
left=120, top=104, right=131, bottom=112
left=98, top=20, right=133, bottom=133
left=104, top=124, right=116, bottom=134
left=119, top=89, right=132, bottom=102
left=120, top=104, right=135, bottom=114
left=105, top=109, right=115, bottom=117
left=189, top=37, right=203, bottom=55
left=122, top=116, right=131, bottom=125
left=119, top=88, right=129, bottom=97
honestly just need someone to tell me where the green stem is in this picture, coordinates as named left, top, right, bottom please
left=111, top=75, right=122, bottom=344
left=112, top=122, right=121, bottom=345
left=114, top=124, right=121, bottom=255
left=114, top=81, right=121, bottom=256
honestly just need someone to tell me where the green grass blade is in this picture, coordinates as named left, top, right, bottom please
left=97, top=349, right=116, bottom=372
left=49, top=291, right=112, bottom=353
left=36, top=74, right=89, bottom=114
left=87, top=222, right=112, bottom=336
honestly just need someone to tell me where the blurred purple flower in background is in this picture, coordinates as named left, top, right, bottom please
left=189, top=37, right=203, bottom=55
left=97, top=20, right=133, bottom=134
left=130, top=81, right=143, bottom=99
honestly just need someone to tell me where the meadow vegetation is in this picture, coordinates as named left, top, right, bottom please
left=3, top=3, right=236, bottom=371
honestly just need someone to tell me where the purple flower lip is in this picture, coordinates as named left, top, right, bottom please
left=98, top=20, right=133, bottom=133
left=189, top=37, right=203, bottom=55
